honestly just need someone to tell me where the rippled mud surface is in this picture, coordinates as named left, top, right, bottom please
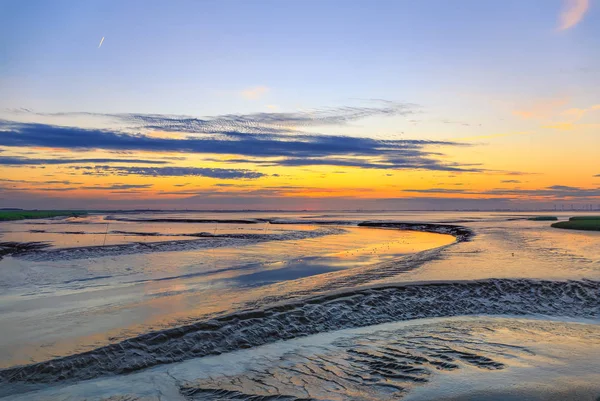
left=1, top=278, right=597, bottom=389
left=0, top=211, right=599, bottom=399
left=182, top=317, right=600, bottom=401
left=3, top=317, right=599, bottom=400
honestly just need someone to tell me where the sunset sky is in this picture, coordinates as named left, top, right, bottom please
left=1, top=0, right=599, bottom=210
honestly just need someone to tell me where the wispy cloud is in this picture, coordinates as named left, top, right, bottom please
left=560, top=104, right=600, bottom=121
left=403, top=185, right=600, bottom=199
left=240, top=86, right=269, bottom=100
left=403, top=188, right=472, bottom=195
left=501, top=179, right=521, bottom=183
left=2, top=186, right=79, bottom=192
left=558, top=0, right=590, bottom=31
left=81, top=184, right=153, bottom=190
left=73, top=166, right=266, bottom=179
left=513, top=97, right=569, bottom=120
left=0, top=178, right=81, bottom=185
left=12, top=100, right=416, bottom=131
left=155, top=185, right=377, bottom=197
left=539, top=103, right=600, bottom=131
left=439, top=119, right=476, bottom=127
left=0, top=156, right=171, bottom=165
left=213, top=156, right=482, bottom=172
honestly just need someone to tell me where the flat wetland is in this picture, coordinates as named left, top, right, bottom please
left=0, top=210, right=598, bottom=400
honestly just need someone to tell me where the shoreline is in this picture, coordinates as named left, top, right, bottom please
left=1, top=219, right=472, bottom=261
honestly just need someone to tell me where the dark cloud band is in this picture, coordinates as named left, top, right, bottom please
left=0, top=119, right=476, bottom=172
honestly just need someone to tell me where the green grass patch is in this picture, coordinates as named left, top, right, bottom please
left=527, top=216, right=558, bottom=221
left=568, top=216, right=600, bottom=221
left=0, top=210, right=87, bottom=221
left=551, top=220, right=600, bottom=231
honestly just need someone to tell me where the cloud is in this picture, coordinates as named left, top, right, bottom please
left=14, top=100, right=415, bottom=131
left=513, top=97, right=569, bottom=120
left=558, top=0, right=589, bottom=31
left=403, top=185, right=600, bottom=199
left=241, top=86, right=269, bottom=100
left=535, top=103, right=600, bottom=131
left=213, top=183, right=239, bottom=187
left=504, top=171, right=536, bottom=176
left=155, top=185, right=377, bottom=197
left=23, top=187, right=77, bottom=192
left=109, top=190, right=147, bottom=194
left=0, top=178, right=79, bottom=185
left=0, top=156, right=171, bottom=165
left=81, top=184, right=154, bottom=190
left=75, top=166, right=266, bottom=179
left=216, top=156, right=483, bottom=172
left=542, top=122, right=600, bottom=131
left=439, top=119, right=474, bottom=127
left=403, top=188, right=470, bottom=195
left=0, top=119, right=479, bottom=172
left=501, top=180, right=521, bottom=183
left=560, top=104, right=600, bottom=121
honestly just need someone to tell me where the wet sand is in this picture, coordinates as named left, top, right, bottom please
left=3, top=316, right=599, bottom=400
left=0, top=211, right=599, bottom=399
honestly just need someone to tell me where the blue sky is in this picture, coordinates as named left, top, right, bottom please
left=3, top=0, right=597, bottom=115
left=1, top=0, right=599, bottom=209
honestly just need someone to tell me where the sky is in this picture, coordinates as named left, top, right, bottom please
left=1, top=0, right=599, bottom=210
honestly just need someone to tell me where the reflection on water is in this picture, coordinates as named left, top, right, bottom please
left=0, top=219, right=453, bottom=367
left=390, top=218, right=600, bottom=285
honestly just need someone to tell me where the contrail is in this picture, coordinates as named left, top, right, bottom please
left=98, top=36, right=105, bottom=48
